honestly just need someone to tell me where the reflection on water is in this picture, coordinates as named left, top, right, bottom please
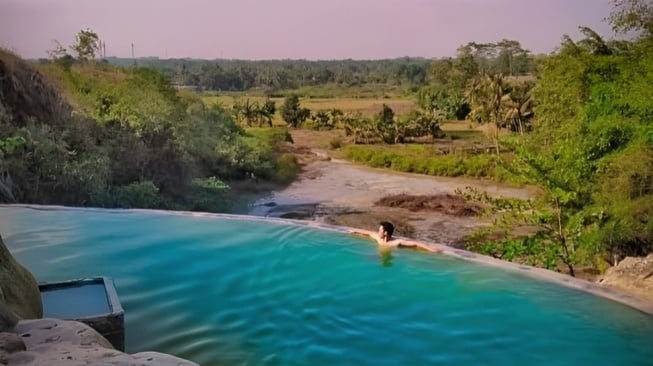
left=379, top=247, right=394, bottom=267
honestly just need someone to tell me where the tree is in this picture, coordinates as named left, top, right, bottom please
left=414, top=108, right=445, bottom=141
left=414, top=87, right=447, bottom=139
left=259, top=99, right=276, bottom=127
left=575, top=27, right=614, bottom=55
left=454, top=40, right=535, bottom=77
left=343, top=113, right=376, bottom=144
left=609, top=0, right=653, bottom=36
left=280, top=95, right=310, bottom=128
left=501, top=81, right=535, bottom=135
left=454, top=45, right=481, bottom=87
left=496, top=39, right=530, bottom=76
left=310, top=110, right=332, bottom=130
left=46, top=40, right=74, bottom=70
left=328, top=108, right=344, bottom=128
left=47, top=40, right=68, bottom=60
left=466, top=72, right=507, bottom=153
left=485, top=20, right=653, bottom=274
left=375, top=104, right=398, bottom=143
left=71, top=28, right=100, bottom=62
left=417, top=86, right=469, bottom=120
left=239, top=99, right=259, bottom=127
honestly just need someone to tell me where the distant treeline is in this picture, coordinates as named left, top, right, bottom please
left=106, top=57, right=432, bottom=91
left=103, top=39, right=536, bottom=92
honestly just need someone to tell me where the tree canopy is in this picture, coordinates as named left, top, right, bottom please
left=470, top=14, right=653, bottom=273
left=71, top=29, right=100, bottom=62
left=0, top=46, right=294, bottom=211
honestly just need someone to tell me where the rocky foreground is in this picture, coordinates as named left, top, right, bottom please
left=0, top=235, right=198, bottom=366
left=599, top=254, right=653, bottom=302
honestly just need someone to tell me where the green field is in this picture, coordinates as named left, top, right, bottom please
left=201, top=94, right=415, bottom=124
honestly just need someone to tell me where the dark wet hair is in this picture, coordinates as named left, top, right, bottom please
left=379, top=221, right=394, bottom=238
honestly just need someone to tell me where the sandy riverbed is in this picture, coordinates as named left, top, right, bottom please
left=244, top=155, right=536, bottom=246
left=226, top=129, right=653, bottom=304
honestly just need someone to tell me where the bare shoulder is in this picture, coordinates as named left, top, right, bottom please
left=385, top=239, right=403, bottom=247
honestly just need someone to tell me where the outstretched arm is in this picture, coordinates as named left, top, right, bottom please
left=398, top=239, right=441, bottom=253
left=349, top=228, right=378, bottom=240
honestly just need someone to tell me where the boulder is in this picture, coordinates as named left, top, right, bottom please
left=598, top=254, right=653, bottom=302
left=0, top=332, right=25, bottom=364
left=0, top=302, right=19, bottom=333
left=6, top=318, right=199, bottom=366
left=13, top=318, right=113, bottom=350
left=0, top=235, right=42, bottom=321
left=0, top=235, right=198, bottom=365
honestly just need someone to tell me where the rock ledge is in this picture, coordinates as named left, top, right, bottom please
left=599, top=254, right=653, bottom=302
left=2, top=318, right=198, bottom=366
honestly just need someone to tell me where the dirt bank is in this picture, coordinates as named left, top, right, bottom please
left=235, top=130, right=653, bottom=304
left=244, top=130, right=536, bottom=246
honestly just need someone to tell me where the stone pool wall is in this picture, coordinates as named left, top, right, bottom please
left=0, top=234, right=199, bottom=366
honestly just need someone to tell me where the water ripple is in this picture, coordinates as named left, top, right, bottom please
left=1, top=207, right=653, bottom=366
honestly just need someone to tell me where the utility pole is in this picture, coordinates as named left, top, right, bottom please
left=131, top=43, right=136, bottom=67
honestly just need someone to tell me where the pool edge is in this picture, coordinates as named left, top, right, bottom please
left=3, top=203, right=653, bottom=316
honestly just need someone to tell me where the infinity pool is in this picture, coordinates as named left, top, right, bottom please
left=1, top=206, right=652, bottom=365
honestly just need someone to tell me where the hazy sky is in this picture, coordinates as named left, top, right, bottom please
left=0, top=0, right=615, bottom=60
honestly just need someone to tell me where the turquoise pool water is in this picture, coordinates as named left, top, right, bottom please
left=1, top=206, right=652, bottom=366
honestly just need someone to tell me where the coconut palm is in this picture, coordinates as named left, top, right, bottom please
left=241, top=99, right=259, bottom=127
left=465, top=72, right=507, bottom=154
left=501, top=81, right=535, bottom=136
left=259, top=99, right=276, bottom=127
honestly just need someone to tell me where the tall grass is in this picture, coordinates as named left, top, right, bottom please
left=342, top=144, right=518, bottom=181
left=281, top=83, right=404, bottom=98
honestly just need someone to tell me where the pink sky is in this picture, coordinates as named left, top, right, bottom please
left=0, top=0, right=615, bottom=60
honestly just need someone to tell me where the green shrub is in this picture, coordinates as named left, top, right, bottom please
left=329, top=137, right=343, bottom=149
left=274, top=153, right=300, bottom=184
left=185, top=177, right=231, bottom=212
left=390, top=156, right=414, bottom=172
left=91, top=181, right=162, bottom=209
left=342, top=144, right=509, bottom=180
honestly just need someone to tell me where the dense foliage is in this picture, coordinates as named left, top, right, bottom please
left=280, top=95, right=310, bottom=128
left=100, top=41, right=535, bottom=95
left=467, top=3, right=653, bottom=273
left=105, top=57, right=432, bottom=93
left=343, top=144, right=505, bottom=179
left=0, top=50, right=294, bottom=211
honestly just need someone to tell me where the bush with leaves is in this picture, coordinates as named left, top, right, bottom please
left=280, top=94, right=310, bottom=128
left=0, top=43, right=290, bottom=212
left=473, top=17, right=653, bottom=274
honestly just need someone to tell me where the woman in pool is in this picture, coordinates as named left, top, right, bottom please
left=350, top=221, right=440, bottom=253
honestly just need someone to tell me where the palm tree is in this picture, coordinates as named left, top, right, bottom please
left=465, top=72, right=507, bottom=154
left=241, top=99, right=259, bottom=127
left=258, top=99, right=276, bottom=127
left=501, top=81, right=534, bottom=136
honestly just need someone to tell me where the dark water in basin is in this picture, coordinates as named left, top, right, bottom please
left=40, top=283, right=110, bottom=318
left=1, top=206, right=652, bottom=366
